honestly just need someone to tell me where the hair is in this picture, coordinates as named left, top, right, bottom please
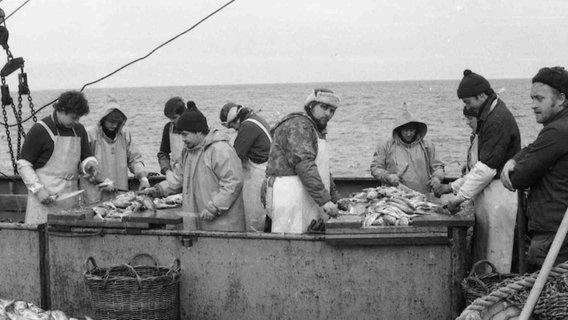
left=53, top=91, right=89, bottom=116
left=549, top=87, right=568, bottom=108
left=235, top=106, right=252, bottom=122
left=484, top=88, right=495, bottom=96
left=164, top=97, right=187, bottom=118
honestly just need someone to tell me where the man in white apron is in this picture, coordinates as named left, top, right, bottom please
left=80, top=98, right=150, bottom=204
left=220, top=103, right=272, bottom=231
left=441, top=70, right=521, bottom=273
left=158, top=97, right=187, bottom=179
left=17, top=91, right=102, bottom=224
left=264, top=89, right=342, bottom=234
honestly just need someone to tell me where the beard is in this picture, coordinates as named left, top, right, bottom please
left=306, top=109, right=329, bottom=131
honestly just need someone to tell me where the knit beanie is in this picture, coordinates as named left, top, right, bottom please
left=532, top=66, right=568, bottom=96
left=457, top=69, right=491, bottom=99
left=304, top=88, right=341, bottom=109
left=164, top=97, right=186, bottom=118
left=176, top=103, right=208, bottom=132
left=219, top=102, right=240, bottom=124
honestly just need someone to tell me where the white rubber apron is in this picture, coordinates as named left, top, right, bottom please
left=270, top=138, right=331, bottom=234
left=241, top=118, right=272, bottom=231
left=472, top=179, right=517, bottom=273
left=26, top=121, right=81, bottom=224
left=169, top=125, right=185, bottom=171
left=82, top=131, right=129, bottom=204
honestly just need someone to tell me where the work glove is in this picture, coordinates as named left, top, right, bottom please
left=138, top=177, right=150, bottom=191
left=97, top=178, right=117, bottom=192
left=200, top=202, right=218, bottom=222
left=321, top=201, right=339, bottom=220
left=428, top=177, right=442, bottom=190
left=433, top=183, right=453, bottom=198
left=37, top=188, right=55, bottom=205
left=385, top=174, right=400, bottom=186
left=139, top=186, right=161, bottom=198
left=442, top=196, right=464, bottom=215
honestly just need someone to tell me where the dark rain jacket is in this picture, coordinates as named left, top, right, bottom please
left=511, top=107, right=568, bottom=233
left=476, top=94, right=521, bottom=177
left=265, top=112, right=339, bottom=206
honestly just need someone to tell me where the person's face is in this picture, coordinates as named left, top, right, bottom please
left=226, top=119, right=241, bottom=131
left=310, top=103, right=336, bottom=127
left=169, top=114, right=181, bottom=124
left=530, top=82, right=566, bottom=124
left=399, top=124, right=417, bottom=143
left=103, top=119, right=121, bottom=132
left=181, top=131, right=204, bottom=148
left=462, top=95, right=485, bottom=111
left=58, top=112, right=81, bottom=128
left=465, top=116, right=477, bottom=131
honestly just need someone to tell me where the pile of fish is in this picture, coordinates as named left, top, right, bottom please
left=91, top=192, right=182, bottom=220
left=0, top=298, right=91, bottom=320
left=337, top=185, right=443, bottom=227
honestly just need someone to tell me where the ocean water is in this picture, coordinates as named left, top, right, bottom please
left=0, top=79, right=542, bottom=178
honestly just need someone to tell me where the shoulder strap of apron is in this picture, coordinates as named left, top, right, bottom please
left=37, top=120, right=56, bottom=142
left=243, top=118, right=272, bottom=143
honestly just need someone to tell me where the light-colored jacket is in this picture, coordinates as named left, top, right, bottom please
left=370, top=108, right=444, bottom=194
left=157, top=129, right=245, bottom=231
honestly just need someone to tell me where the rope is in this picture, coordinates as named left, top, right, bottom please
left=457, top=261, right=568, bottom=320
left=4, top=0, right=32, bottom=21
left=2, top=0, right=238, bottom=127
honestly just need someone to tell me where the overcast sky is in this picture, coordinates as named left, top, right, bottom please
left=1, top=0, right=567, bottom=90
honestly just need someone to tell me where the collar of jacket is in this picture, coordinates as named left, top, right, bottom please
left=544, top=106, right=568, bottom=126
left=477, top=93, right=498, bottom=122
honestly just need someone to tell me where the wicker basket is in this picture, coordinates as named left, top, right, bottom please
left=84, top=254, right=181, bottom=320
left=461, top=260, right=518, bottom=305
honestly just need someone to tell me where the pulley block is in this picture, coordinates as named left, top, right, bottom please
left=1, top=84, right=12, bottom=106
left=18, top=72, right=29, bottom=95
left=0, top=25, right=8, bottom=50
left=0, top=56, right=24, bottom=77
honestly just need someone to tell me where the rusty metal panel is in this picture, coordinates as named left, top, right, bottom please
left=0, top=224, right=43, bottom=304
left=48, top=229, right=460, bottom=320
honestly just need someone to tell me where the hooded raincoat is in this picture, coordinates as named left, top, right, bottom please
left=80, top=108, right=147, bottom=204
left=157, top=129, right=245, bottom=232
left=370, top=108, right=444, bottom=194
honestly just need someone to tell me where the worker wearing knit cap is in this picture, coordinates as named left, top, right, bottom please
left=158, top=97, right=188, bottom=176
left=501, top=66, right=568, bottom=271
left=219, top=102, right=272, bottom=232
left=142, top=104, right=245, bottom=231
left=265, top=88, right=342, bottom=233
left=440, top=69, right=521, bottom=273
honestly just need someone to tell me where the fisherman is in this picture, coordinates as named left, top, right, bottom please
left=501, top=66, right=568, bottom=272
left=141, top=104, right=245, bottom=231
left=79, top=97, right=150, bottom=204
left=157, top=97, right=187, bottom=179
left=16, top=91, right=108, bottom=223
left=219, top=103, right=272, bottom=232
left=264, top=88, right=341, bottom=233
left=441, top=69, right=521, bottom=273
left=370, top=104, right=445, bottom=194
left=432, top=105, right=478, bottom=196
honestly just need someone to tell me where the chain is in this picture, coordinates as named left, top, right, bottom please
left=1, top=100, right=16, bottom=174
left=27, top=94, right=36, bottom=122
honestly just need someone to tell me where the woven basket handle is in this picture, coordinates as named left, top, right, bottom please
left=128, top=253, right=159, bottom=267
left=463, top=276, right=489, bottom=293
left=469, top=259, right=498, bottom=277
left=84, top=256, right=98, bottom=273
left=102, top=264, right=143, bottom=290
